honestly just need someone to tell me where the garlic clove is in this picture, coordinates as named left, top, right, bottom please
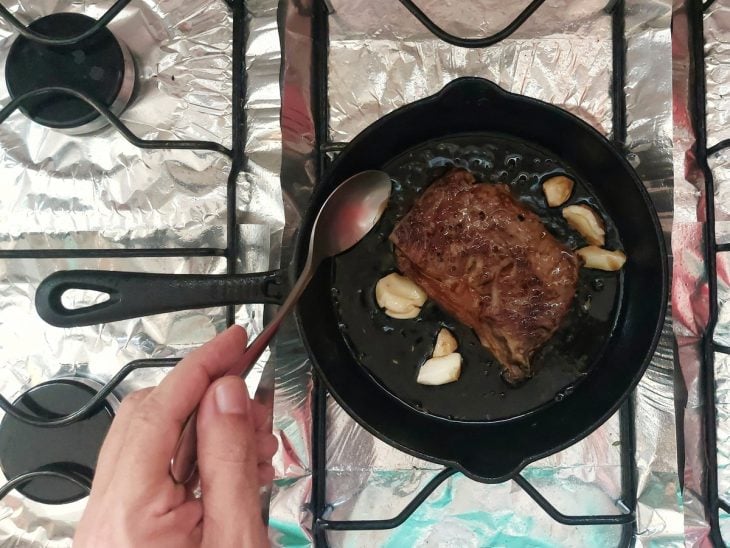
left=433, top=328, right=458, bottom=358
left=376, top=284, right=420, bottom=314
left=542, top=175, right=575, bottom=207
left=376, top=272, right=427, bottom=319
left=381, top=272, right=427, bottom=302
left=562, top=204, right=606, bottom=246
left=576, top=246, right=627, bottom=271
left=386, top=306, right=422, bottom=320
left=416, top=353, right=462, bottom=385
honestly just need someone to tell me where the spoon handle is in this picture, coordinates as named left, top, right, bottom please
left=169, top=259, right=315, bottom=485
left=227, top=261, right=314, bottom=377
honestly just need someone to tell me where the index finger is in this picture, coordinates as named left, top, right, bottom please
left=121, top=325, right=249, bottom=477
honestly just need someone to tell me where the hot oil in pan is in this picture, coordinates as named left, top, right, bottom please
left=332, top=133, right=622, bottom=421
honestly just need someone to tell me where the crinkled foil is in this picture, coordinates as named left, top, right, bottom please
left=0, top=0, right=285, bottom=545
left=242, top=0, right=285, bottom=395
left=269, top=0, right=316, bottom=543
left=271, top=0, right=680, bottom=546
left=675, top=0, right=730, bottom=545
left=0, top=0, right=234, bottom=251
left=0, top=256, right=228, bottom=546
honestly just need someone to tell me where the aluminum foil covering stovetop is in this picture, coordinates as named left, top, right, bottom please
left=673, top=0, right=730, bottom=545
left=0, top=0, right=284, bottom=545
left=0, top=0, right=234, bottom=251
left=702, top=7, right=730, bottom=543
left=270, top=0, right=681, bottom=546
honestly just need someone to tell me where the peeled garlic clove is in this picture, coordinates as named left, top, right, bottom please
left=375, top=284, right=419, bottom=314
left=542, top=175, right=574, bottom=207
left=376, top=272, right=428, bottom=319
left=576, top=246, right=627, bottom=271
left=387, top=306, right=421, bottom=320
left=417, top=353, right=462, bottom=385
left=383, top=272, right=427, bottom=303
left=562, top=204, right=606, bottom=246
left=433, top=328, right=458, bottom=358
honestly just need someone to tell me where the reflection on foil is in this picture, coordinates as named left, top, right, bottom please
left=270, top=0, right=681, bottom=547
left=326, top=472, right=624, bottom=547
left=704, top=1, right=730, bottom=148
left=712, top=0, right=730, bottom=523
left=269, top=0, right=316, bottom=545
left=711, top=152, right=730, bottom=227
left=675, top=0, right=730, bottom=545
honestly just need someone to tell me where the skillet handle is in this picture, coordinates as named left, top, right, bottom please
left=35, top=269, right=287, bottom=328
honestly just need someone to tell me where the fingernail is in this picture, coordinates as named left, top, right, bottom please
left=214, top=377, right=249, bottom=415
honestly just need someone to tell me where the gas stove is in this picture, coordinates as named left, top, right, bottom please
left=5, top=12, right=136, bottom=134
left=0, top=0, right=707, bottom=546
left=0, top=8, right=137, bottom=506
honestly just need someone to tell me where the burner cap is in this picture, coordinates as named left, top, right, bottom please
left=0, top=378, right=115, bottom=505
left=5, top=13, right=129, bottom=130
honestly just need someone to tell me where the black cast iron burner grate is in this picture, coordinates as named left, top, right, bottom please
left=0, top=0, right=247, bottom=502
left=309, top=0, right=638, bottom=546
left=688, top=0, right=730, bottom=545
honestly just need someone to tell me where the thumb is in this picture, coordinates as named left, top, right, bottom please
left=197, top=376, right=268, bottom=548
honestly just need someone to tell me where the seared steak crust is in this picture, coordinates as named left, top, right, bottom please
left=390, top=169, right=578, bottom=383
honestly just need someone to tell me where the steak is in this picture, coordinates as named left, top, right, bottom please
left=390, top=168, right=579, bottom=383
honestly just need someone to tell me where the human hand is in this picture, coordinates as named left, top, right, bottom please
left=74, top=325, right=277, bottom=548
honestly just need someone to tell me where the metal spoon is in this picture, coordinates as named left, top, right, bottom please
left=169, top=170, right=392, bottom=484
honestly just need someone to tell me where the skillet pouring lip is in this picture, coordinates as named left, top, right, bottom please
left=294, top=76, right=668, bottom=482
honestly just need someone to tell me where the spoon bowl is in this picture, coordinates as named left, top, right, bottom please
left=310, top=170, right=393, bottom=260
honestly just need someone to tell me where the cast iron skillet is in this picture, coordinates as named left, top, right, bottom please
left=35, top=78, right=667, bottom=482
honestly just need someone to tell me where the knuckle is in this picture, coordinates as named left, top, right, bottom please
left=199, top=425, right=257, bottom=466
left=117, top=388, right=152, bottom=415
left=200, top=442, right=255, bottom=466
left=131, top=393, right=168, bottom=429
left=257, top=434, right=278, bottom=458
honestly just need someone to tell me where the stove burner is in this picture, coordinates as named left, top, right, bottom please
left=0, top=378, right=117, bottom=505
left=5, top=13, right=136, bottom=134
